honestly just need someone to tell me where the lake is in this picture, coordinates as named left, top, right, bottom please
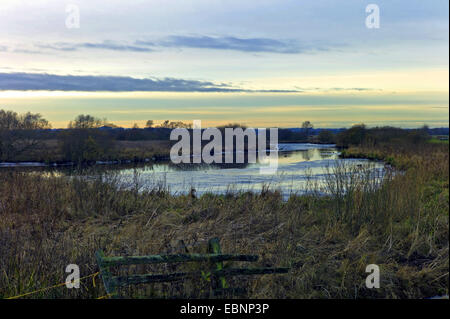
left=111, top=143, right=385, bottom=199
left=0, top=143, right=385, bottom=199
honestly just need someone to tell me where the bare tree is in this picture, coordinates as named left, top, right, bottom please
left=68, top=114, right=104, bottom=129
left=0, top=109, right=51, bottom=161
left=60, top=114, right=114, bottom=163
left=301, top=121, right=314, bottom=138
left=145, top=120, right=154, bottom=128
left=158, top=120, right=192, bottom=129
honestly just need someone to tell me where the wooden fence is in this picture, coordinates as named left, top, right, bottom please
left=95, top=238, right=289, bottom=298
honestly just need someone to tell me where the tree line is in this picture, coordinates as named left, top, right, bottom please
left=0, top=109, right=434, bottom=164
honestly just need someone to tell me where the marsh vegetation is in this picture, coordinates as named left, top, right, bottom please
left=1, top=110, right=448, bottom=298
left=0, top=131, right=448, bottom=298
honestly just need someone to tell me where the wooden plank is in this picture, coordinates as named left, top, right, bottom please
left=208, top=238, right=228, bottom=290
left=111, top=267, right=290, bottom=287
left=101, top=253, right=258, bottom=266
left=95, top=250, right=118, bottom=298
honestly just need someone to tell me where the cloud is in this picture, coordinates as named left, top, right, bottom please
left=80, top=42, right=153, bottom=52
left=154, top=35, right=303, bottom=53
left=13, top=48, right=46, bottom=54
left=28, top=36, right=333, bottom=55
left=325, top=87, right=380, bottom=92
left=0, top=72, right=239, bottom=92
left=0, top=72, right=299, bottom=92
left=36, top=41, right=153, bottom=53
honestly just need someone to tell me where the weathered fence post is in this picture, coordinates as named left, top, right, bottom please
left=95, top=250, right=117, bottom=298
left=208, top=238, right=228, bottom=293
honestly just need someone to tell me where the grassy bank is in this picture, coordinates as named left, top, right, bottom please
left=2, top=139, right=172, bottom=164
left=0, top=140, right=448, bottom=299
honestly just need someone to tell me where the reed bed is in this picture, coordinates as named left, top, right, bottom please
left=0, top=142, right=448, bottom=299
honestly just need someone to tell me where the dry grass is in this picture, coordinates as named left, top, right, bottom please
left=115, top=140, right=172, bottom=160
left=2, top=139, right=172, bottom=163
left=0, top=141, right=448, bottom=299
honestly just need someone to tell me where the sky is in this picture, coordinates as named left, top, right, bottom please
left=0, top=0, right=448, bottom=128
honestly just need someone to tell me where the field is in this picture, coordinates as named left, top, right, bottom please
left=0, top=138, right=448, bottom=299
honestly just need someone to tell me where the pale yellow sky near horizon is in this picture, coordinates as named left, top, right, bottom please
left=1, top=86, right=448, bottom=129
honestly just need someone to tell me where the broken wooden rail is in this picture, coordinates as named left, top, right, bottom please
left=95, top=238, right=289, bottom=298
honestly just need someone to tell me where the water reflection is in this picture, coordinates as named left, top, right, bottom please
left=114, top=144, right=383, bottom=199
left=2, top=144, right=384, bottom=199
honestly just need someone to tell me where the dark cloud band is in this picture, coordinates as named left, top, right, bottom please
left=0, top=72, right=299, bottom=92
left=23, top=36, right=330, bottom=55
left=154, top=35, right=303, bottom=53
left=0, top=72, right=239, bottom=92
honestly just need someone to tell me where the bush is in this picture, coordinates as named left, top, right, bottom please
left=59, top=129, right=115, bottom=163
left=317, top=129, right=335, bottom=143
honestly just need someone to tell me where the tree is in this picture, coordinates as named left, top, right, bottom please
left=336, top=124, right=367, bottom=147
left=300, top=121, right=314, bottom=141
left=159, top=120, right=170, bottom=128
left=0, top=110, right=50, bottom=130
left=0, top=109, right=51, bottom=161
left=68, top=114, right=104, bottom=129
left=420, top=124, right=430, bottom=135
left=145, top=120, right=154, bottom=128
left=132, top=123, right=140, bottom=129
left=302, top=121, right=313, bottom=131
left=60, top=114, right=114, bottom=163
left=318, top=129, right=334, bottom=143
left=158, top=120, right=192, bottom=129
left=59, top=128, right=114, bottom=163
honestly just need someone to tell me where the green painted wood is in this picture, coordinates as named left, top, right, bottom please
left=95, top=250, right=118, bottom=298
left=208, top=238, right=228, bottom=290
left=111, top=267, right=289, bottom=287
left=100, top=253, right=258, bottom=267
left=95, top=238, right=289, bottom=298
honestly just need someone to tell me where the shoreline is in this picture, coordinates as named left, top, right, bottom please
left=0, top=143, right=339, bottom=168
